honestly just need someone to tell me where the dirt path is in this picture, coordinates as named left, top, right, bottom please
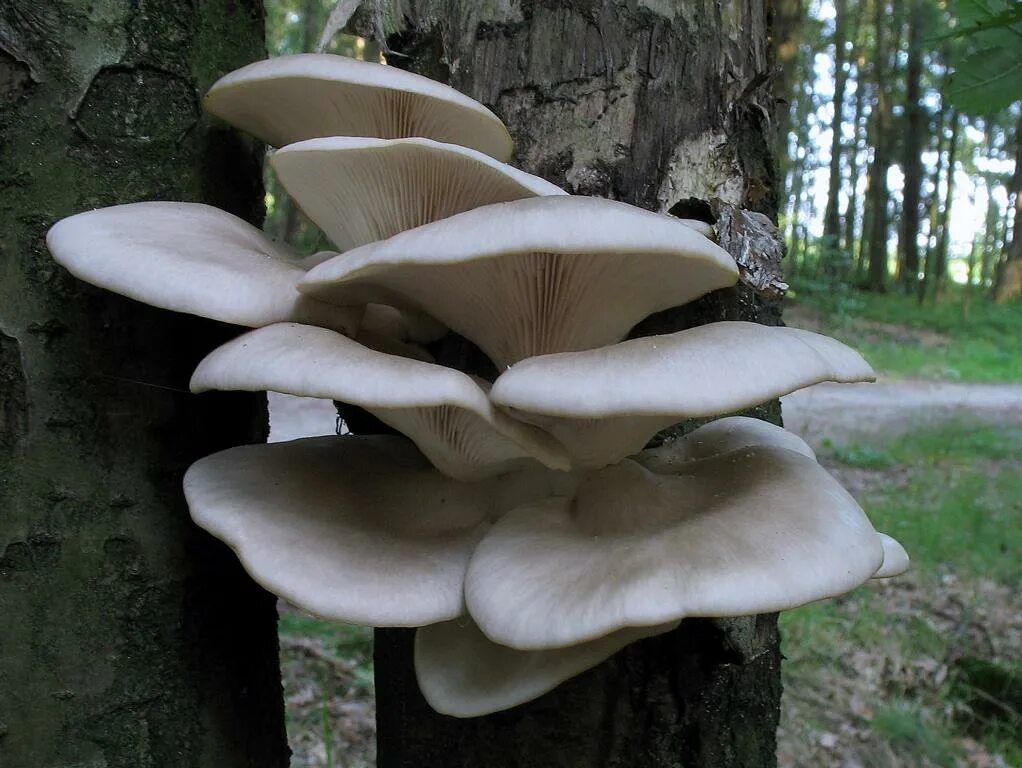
left=782, top=378, right=1022, bottom=449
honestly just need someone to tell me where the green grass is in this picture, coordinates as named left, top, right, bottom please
left=782, top=421, right=1022, bottom=765
left=788, top=279, right=1022, bottom=382
left=279, top=613, right=375, bottom=691
left=821, top=423, right=1022, bottom=580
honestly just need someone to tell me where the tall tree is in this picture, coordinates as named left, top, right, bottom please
left=774, top=0, right=806, bottom=184
left=863, top=0, right=895, bottom=290
left=369, top=1, right=785, bottom=765
left=822, top=0, right=852, bottom=263
left=899, top=0, right=927, bottom=293
left=932, top=110, right=962, bottom=298
left=843, top=47, right=869, bottom=259
left=994, top=112, right=1022, bottom=301
left=0, top=3, right=289, bottom=766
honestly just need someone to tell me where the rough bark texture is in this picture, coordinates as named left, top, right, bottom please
left=370, top=1, right=785, bottom=765
left=0, top=3, right=290, bottom=767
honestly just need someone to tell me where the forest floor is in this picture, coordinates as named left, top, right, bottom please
left=274, top=299, right=1022, bottom=768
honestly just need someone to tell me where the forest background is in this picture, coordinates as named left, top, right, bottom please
left=257, top=1, right=1022, bottom=766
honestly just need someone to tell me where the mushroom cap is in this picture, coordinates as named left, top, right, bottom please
left=183, top=435, right=494, bottom=626
left=674, top=218, right=715, bottom=238
left=414, top=618, right=679, bottom=718
left=466, top=445, right=883, bottom=650
left=634, top=416, right=817, bottom=472
left=359, top=303, right=447, bottom=345
left=488, top=322, right=874, bottom=467
left=190, top=323, right=570, bottom=480
left=46, top=202, right=359, bottom=333
left=873, top=533, right=910, bottom=578
left=271, top=137, right=565, bottom=253
left=205, top=54, right=512, bottom=160
left=299, top=196, right=739, bottom=368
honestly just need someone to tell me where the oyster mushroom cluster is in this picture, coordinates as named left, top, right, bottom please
left=47, top=53, right=910, bottom=718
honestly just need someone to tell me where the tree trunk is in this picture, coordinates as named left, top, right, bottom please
left=822, top=0, right=851, bottom=263
left=843, top=54, right=867, bottom=264
left=933, top=110, right=961, bottom=299
left=0, top=3, right=290, bottom=767
left=864, top=0, right=894, bottom=291
left=993, top=112, right=1022, bottom=302
left=898, top=0, right=926, bottom=294
left=373, top=1, right=784, bottom=765
left=773, top=0, right=805, bottom=187
left=786, top=77, right=816, bottom=277
left=921, top=103, right=948, bottom=301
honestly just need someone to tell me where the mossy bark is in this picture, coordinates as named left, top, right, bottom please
left=373, top=1, right=785, bottom=766
left=0, top=3, right=289, bottom=767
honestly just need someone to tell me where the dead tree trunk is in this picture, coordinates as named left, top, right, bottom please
left=372, top=1, right=784, bottom=765
left=0, top=3, right=289, bottom=766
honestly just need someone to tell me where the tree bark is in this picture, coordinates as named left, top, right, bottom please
left=371, top=1, right=784, bottom=765
left=0, top=3, right=290, bottom=767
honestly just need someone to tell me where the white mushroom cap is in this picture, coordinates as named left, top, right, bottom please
left=46, top=202, right=359, bottom=333
left=414, top=618, right=679, bottom=718
left=675, top=218, right=715, bottom=238
left=271, top=137, right=565, bottom=253
left=359, top=304, right=447, bottom=345
left=466, top=446, right=883, bottom=650
left=489, top=322, right=874, bottom=467
left=634, top=416, right=817, bottom=474
left=190, top=323, right=570, bottom=480
left=183, top=435, right=495, bottom=626
left=873, top=533, right=910, bottom=578
left=205, top=54, right=513, bottom=160
left=300, top=196, right=739, bottom=368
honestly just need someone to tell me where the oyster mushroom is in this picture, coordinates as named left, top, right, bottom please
left=299, top=196, right=739, bottom=368
left=271, top=136, right=565, bottom=252
left=191, top=323, right=569, bottom=480
left=46, top=202, right=359, bottom=333
left=488, top=322, right=876, bottom=467
left=205, top=53, right=513, bottom=159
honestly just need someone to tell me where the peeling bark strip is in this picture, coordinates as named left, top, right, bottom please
left=374, top=1, right=785, bottom=766
left=0, top=2, right=288, bottom=766
left=713, top=201, right=789, bottom=300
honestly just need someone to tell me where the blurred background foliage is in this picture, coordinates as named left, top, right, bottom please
left=263, top=2, right=1022, bottom=766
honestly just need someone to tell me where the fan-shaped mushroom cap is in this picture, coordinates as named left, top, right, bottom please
left=634, top=417, right=817, bottom=475
left=205, top=54, right=512, bottom=160
left=466, top=446, right=883, bottom=650
left=415, top=618, right=679, bottom=718
left=873, top=533, right=910, bottom=578
left=489, top=322, right=874, bottom=467
left=272, top=137, right=565, bottom=253
left=183, top=436, right=494, bottom=626
left=46, top=202, right=359, bottom=333
left=300, top=196, right=739, bottom=368
left=360, top=304, right=447, bottom=345
left=675, top=218, right=715, bottom=238
left=190, top=323, right=570, bottom=480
